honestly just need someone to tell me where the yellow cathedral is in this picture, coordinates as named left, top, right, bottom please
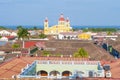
left=44, top=14, right=72, bottom=35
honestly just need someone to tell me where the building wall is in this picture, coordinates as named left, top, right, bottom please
left=78, top=33, right=91, bottom=40
left=102, top=43, right=120, bottom=58
left=44, top=25, right=71, bottom=35
left=58, top=34, right=78, bottom=40
left=36, top=61, right=104, bottom=77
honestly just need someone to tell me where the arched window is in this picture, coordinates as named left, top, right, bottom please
left=62, top=70, right=72, bottom=76
left=37, top=70, right=48, bottom=76
left=89, top=71, right=94, bottom=77
left=50, top=70, right=60, bottom=76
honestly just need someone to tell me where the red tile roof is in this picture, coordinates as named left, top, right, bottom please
left=110, top=59, right=120, bottom=78
left=24, top=41, right=45, bottom=48
left=36, top=42, right=45, bottom=48
left=5, top=36, right=15, bottom=39
left=24, top=41, right=36, bottom=48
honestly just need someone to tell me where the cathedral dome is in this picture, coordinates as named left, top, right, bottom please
left=59, top=14, right=65, bottom=21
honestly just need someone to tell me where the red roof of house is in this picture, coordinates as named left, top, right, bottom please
left=24, top=41, right=46, bottom=48
left=36, top=42, right=45, bottom=48
left=24, top=41, right=36, bottom=48
left=5, top=36, right=15, bottom=39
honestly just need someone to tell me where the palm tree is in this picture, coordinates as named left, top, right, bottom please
left=39, top=33, right=47, bottom=39
left=17, top=26, right=30, bottom=40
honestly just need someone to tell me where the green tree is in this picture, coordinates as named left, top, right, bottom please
left=73, top=48, right=88, bottom=58
left=82, top=28, right=117, bottom=32
left=83, top=29, right=88, bottom=32
left=42, top=50, right=51, bottom=56
left=55, top=53, right=62, bottom=57
left=107, top=31, right=112, bottom=35
left=17, top=25, right=23, bottom=29
left=39, top=33, right=47, bottom=39
left=12, top=44, right=20, bottom=48
left=0, top=26, right=7, bottom=29
left=33, top=26, right=37, bottom=30
left=17, top=26, right=30, bottom=40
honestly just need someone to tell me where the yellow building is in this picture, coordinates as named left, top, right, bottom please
left=78, top=33, right=91, bottom=40
left=44, top=14, right=72, bottom=35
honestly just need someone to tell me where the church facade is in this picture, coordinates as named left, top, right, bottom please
left=44, top=14, right=72, bottom=35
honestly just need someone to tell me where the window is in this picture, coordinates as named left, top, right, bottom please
left=97, top=74, right=101, bottom=77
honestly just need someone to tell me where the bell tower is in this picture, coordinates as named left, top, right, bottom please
left=44, top=17, right=49, bottom=34
left=44, top=17, right=49, bottom=29
left=58, top=14, right=65, bottom=25
left=66, top=17, right=70, bottom=27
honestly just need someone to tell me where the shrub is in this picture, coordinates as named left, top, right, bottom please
left=73, top=48, right=88, bottom=58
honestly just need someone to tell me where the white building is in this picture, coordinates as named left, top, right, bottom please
left=0, top=51, right=5, bottom=55
left=28, top=30, right=38, bottom=36
left=11, top=32, right=17, bottom=36
left=92, top=35, right=118, bottom=41
left=0, top=37, right=8, bottom=41
left=0, top=30, right=11, bottom=36
left=0, top=30, right=17, bottom=36
left=105, top=71, right=112, bottom=78
left=0, top=30, right=17, bottom=41
left=58, top=32, right=80, bottom=40
left=0, top=56, right=5, bottom=61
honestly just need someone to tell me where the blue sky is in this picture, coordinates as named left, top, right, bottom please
left=0, top=0, right=120, bottom=26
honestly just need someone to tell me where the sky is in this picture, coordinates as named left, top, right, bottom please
left=0, top=0, right=120, bottom=26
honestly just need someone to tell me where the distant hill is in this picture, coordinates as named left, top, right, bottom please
left=0, top=26, right=8, bottom=30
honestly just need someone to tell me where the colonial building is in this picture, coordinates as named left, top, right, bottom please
left=58, top=32, right=92, bottom=40
left=18, top=60, right=106, bottom=79
left=44, top=14, right=72, bottom=35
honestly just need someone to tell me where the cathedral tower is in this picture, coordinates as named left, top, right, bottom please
left=58, top=14, right=65, bottom=25
left=66, top=17, right=70, bottom=27
left=44, top=17, right=49, bottom=29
